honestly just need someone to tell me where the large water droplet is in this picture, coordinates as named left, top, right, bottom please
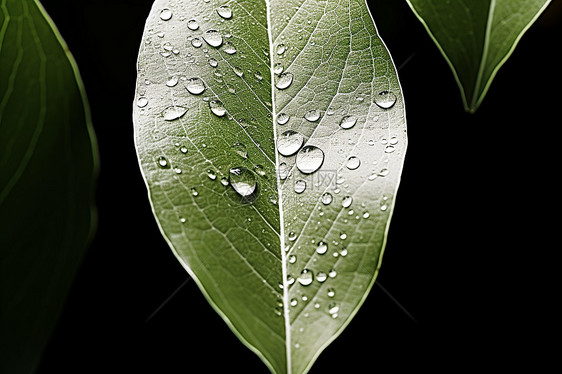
left=339, top=115, right=357, bottom=129
left=209, top=100, right=226, bottom=117
left=304, top=109, right=320, bottom=122
left=321, top=192, right=333, bottom=205
left=162, top=106, right=188, bottom=121
left=296, top=145, right=324, bottom=174
left=316, top=271, right=327, bottom=283
left=277, top=113, right=290, bottom=125
left=346, top=156, right=360, bottom=170
left=137, top=97, right=148, bottom=108
left=160, top=8, right=172, bottom=21
left=374, top=90, right=397, bottom=109
left=277, top=130, right=304, bottom=156
left=316, top=241, right=328, bottom=255
left=294, top=180, right=306, bottom=194
left=275, top=72, right=293, bottom=90
left=216, top=5, right=232, bottom=19
left=342, top=196, right=353, bottom=208
left=297, top=269, right=314, bottom=286
left=185, top=77, right=206, bottom=95
left=229, top=167, right=257, bottom=197
left=203, top=29, right=223, bottom=47
left=187, top=19, right=199, bottom=30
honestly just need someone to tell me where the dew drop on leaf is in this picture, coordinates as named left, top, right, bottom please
left=191, top=37, right=202, bottom=48
left=339, top=115, right=357, bottom=129
left=137, top=97, right=148, bottom=107
left=346, top=156, right=360, bottom=170
left=342, top=196, right=353, bottom=208
left=304, top=109, right=320, bottom=122
left=294, top=180, right=306, bottom=194
left=209, top=100, right=226, bottom=117
left=316, top=271, right=327, bottom=283
left=223, top=41, right=237, bottom=54
left=160, top=8, right=172, bottom=21
left=185, top=77, right=206, bottom=95
left=187, top=19, right=199, bottom=30
left=166, top=76, right=179, bottom=87
left=327, top=288, right=336, bottom=297
left=296, top=145, right=324, bottom=174
left=276, top=43, right=287, bottom=55
left=208, top=58, right=218, bottom=67
left=273, top=62, right=284, bottom=75
left=278, top=162, right=289, bottom=180
left=216, top=5, right=232, bottom=19
left=229, top=167, right=257, bottom=197
left=162, top=106, right=188, bottom=121
left=232, top=142, right=248, bottom=158
left=277, top=130, right=304, bottom=156
left=321, top=192, right=333, bottom=205
left=374, top=90, right=397, bottom=109
left=297, top=269, right=314, bottom=286
left=275, top=72, right=293, bottom=90
left=316, top=241, right=328, bottom=255
left=203, top=29, right=223, bottom=47
left=157, top=156, right=169, bottom=168
left=277, top=112, right=290, bottom=125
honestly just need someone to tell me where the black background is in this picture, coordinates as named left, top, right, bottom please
left=36, top=0, right=560, bottom=372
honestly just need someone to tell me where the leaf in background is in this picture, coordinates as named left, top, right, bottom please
left=0, top=1, right=98, bottom=373
left=134, top=0, right=406, bottom=373
left=406, top=0, right=551, bottom=112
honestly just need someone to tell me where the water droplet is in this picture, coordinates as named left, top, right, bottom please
left=157, top=156, right=169, bottom=168
left=185, top=77, right=206, bottom=95
left=290, top=298, right=298, bottom=307
left=233, top=66, right=244, bottom=77
left=278, top=162, right=289, bottom=180
left=327, top=288, right=336, bottom=297
left=316, top=271, right=327, bottom=283
left=274, top=307, right=282, bottom=316
left=180, top=217, right=186, bottom=223
left=208, top=58, right=218, bottom=67
left=288, top=231, right=297, bottom=241
left=231, top=142, right=248, bottom=158
left=339, top=247, right=348, bottom=256
left=277, top=113, right=290, bottom=125
left=340, top=232, right=347, bottom=240
left=304, top=109, right=320, bottom=122
left=297, top=269, right=314, bottom=286
left=162, top=106, right=188, bottom=121
left=191, top=187, right=199, bottom=196
left=289, top=255, right=296, bottom=264
left=223, top=41, right=237, bottom=54
left=380, top=204, right=388, bottom=211
left=229, top=167, right=257, bottom=197
left=203, top=29, right=223, bottom=47
left=166, top=76, right=179, bottom=87
left=327, top=302, right=339, bottom=315
left=339, top=115, right=357, bottom=129
left=220, top=177, right=229, bottom=186
left=276, top=43, right=287, bottom=55
left=328, top=269, right=337, bottom=278
left=342, top=196, right=353, bottom=208
left=294, top=180, right=306, bottom=194
left=207, top=170, right=217, bottom=180
left=316, top=241, right=328, bottom=255
left=346, top=156, right=360, bottom=170
left=160, top=8, right=172, bottom=21
left=378, top=168, right=389, bottom=177
left=174, top=167, right=182, bottom=174
left=191, top=37, right=202, bottom=48
left=187, top=19, right=199, bottom=30
left=296, top=145, right=324, bottom=174
left=277, top=130, right=304, bottom=156
left=389, top=136, right=399, bottom=145
left=275, top=72, right=293, bottom=90
left=273, top=62, right=284, bottom=75
left=209, top=100, right=226, bottom=117
left=374, top=90, right=397, bottom=109
left=137, top=97, right=148, bottom=107
left=180, top=146, right=188, bottom=154
left=321, top=192, right=333, bottom=205
left=216, top=5, right=232, bottom=19
left=362, top=212, right=370, bottom=219
left=254, top=71, right=263, bottom=81
left=384, top=145, right=395, bottom=153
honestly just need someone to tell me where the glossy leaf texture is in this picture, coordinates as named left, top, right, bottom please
left=133, top=0, right=406, bottom=373
left=0, top=1, right=98, bottom=373
left=406, top=0, right=551, bottom=112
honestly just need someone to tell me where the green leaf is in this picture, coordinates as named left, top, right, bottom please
left=133, top=1, right=406, bottom=373
left=0, top=1, right=98, bottom=373
left=406, top=0, right=551, bottom=112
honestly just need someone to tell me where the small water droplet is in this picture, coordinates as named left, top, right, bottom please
left=187, top=19, right=199, bottom=30
left=296, top=145, right=324, bottom=174
left=277, top=130, right=304, bottom=156
left=274, top=307, right=282, bottom=316
left=304, top=109, right=320, bottom=122
left=191, top=187, right=199, bottom=196
left=277, top=113, right=290, bottom=125
left=340, top=232, right=347, bottom=240
left=137, top=97, right=148, bottom=107
left=289, top=255, right=296, bottom=264
left=216, top=5, right=232, bottom=19
left=297, top=269, right=314, bottom=286
left=342, top=196, right=353, bottom=208
left=339, top=247, right=348, bottom=256
left=378, top=168, right=389, bottom=177
left=173, top=167, right=182, bottom=174
left=380, top=204, right=388, bottom=211
left=208, top=58, right=218, bottom=67
left=229, top=167, right=257, bottom=197
left=254, top=71, right=263, bottom=81
left=346, top=156, right=361, bottom=170
left=278, top=162, right=289, bottom=180
left=288, top=231, right=297, bottom=241
left=157, top=156, right=169, bottom=168
left=180, top=146, right=188, bottom=154
left=223, top=41, right=237, bottom=54
left=321, top=192, right=333, bottom=205
left=166, top=76, right=179, bottom=87
left=203, top=29, right=223, bottom=47
left=327, top=302, right=339, bottom=315
left=384, top=145, right=395, bottom=153
left=162, top=106, right=188, bottom=121
left=273, top=62, right=284, bottom=75
left=207, top=170, right=217, bottom=180
left=185, top=77, right=206, bottom=95
left=209, top=100, right=227, bottom=117
left=220, top=177, right=229, bottom=186
left=275, top=72, right=293, bottom=90
left=180, top=217, right=186, bottom=223
left=191, top=37, right=202, bottom=48
left=363, top=212, right=370, bottom=219
left=316, top=271, right=327, bottom=283
left=290, top=298, right=298, bottom=307
left=327, top=288, right=336, bottom=298
left=328, top=269, right=337, bottom=278
left=233, top=66, right=244, bottom=77
left=316, top=241, right=328, bottom=255
left=231, top=142, right=248, bottom=158
left=160, top=8, right=172, bottom=21
left=339, top=115, right=357, bottom=129
left=374, top=90, right=397, bottom=109
left=389, top=136, right=399, bottom=145
left=276, top=43, right=287, bottom=55
left=294, top=180, right=306, bottom=194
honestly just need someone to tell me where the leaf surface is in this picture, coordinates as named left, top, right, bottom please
left=0, top=1, right=98, bottom=372
left=133, top=1, right=406, bottom=373
left=406, top=0, right=551, bottom=112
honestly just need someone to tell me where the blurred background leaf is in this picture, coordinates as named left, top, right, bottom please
left=0, top=1, right=98, bottom=373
